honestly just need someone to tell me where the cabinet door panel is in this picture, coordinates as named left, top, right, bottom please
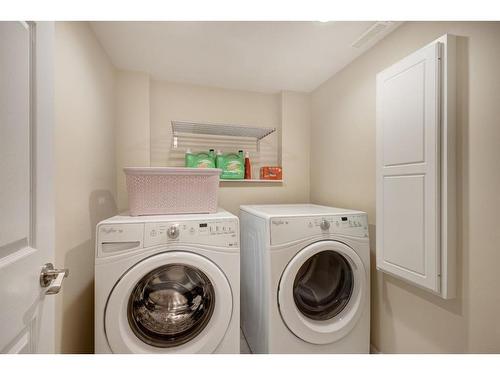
left=376, top=42, right=441, bottom=293
left=382, top=174, right=425, bottom=275
left=382, top=61, right=426, bottom=166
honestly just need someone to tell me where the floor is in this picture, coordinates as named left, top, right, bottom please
left=240, top=329, right=251, bottom=354
left=240, top=328, right=377, bottom=354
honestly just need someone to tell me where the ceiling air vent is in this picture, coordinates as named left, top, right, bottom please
left=351, top=21, right=393, bottom=48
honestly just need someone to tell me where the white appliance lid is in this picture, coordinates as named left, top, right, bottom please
left=98, top=208, right=237, bottom=225
left=240, top=204, right=365, bottom=219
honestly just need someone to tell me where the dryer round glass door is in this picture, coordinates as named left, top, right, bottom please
left=278, top=240, right=366, bottom=344
left=105, top=251, right=233, bottom=353
left=293, top=251, right=354, bottom=321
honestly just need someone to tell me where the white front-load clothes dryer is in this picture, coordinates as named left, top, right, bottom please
left=94, top=210, right=239, bottom=353
left=240, top=204, right=370, bottom=353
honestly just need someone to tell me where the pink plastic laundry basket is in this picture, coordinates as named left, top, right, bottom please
left=124, top=167, right=221, bottom=216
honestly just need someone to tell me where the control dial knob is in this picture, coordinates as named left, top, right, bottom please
left=320, top=219, right=330, bottom=230
left=167, top=225, right=180, bottom=239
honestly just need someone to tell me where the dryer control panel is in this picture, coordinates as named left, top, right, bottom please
left=270, top=214, right=369, bottom=246
left=97, top=219, right=239, bottom=257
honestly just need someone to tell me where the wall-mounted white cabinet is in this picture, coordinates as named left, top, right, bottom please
left=376, top=34, right=456, bottom=299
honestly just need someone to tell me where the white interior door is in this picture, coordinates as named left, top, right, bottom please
left=0, top=21, right=59, bottom=353
left=376, top=42, right=441, bottom=293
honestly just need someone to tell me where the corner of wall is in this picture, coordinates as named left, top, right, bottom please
left=54, top=20, right=117, bottom=354
left=115, top=70, right=151, bottom=212
left=280, top=90, right=312, bottom=203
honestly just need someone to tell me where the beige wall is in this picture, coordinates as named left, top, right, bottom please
left=279, top=91, right=311, bottom=211
left=211, top=90, right=310, bottom=214
left=149, top=80, right=280, bottom=169
left=54, top=22, right=117, bottom=353
left=115, top=75, right=311, bottom=215
left=115, top=71, right=150, bottom=211
left=310, top=21, right=500, bottom=353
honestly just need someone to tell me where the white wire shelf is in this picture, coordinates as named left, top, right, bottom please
left=220, top=179, right=282, bottom=183
left=171, top=121, right=276, bottom=141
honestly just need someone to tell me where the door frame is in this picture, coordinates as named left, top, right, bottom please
left=32, top=21, right=56, bottom=353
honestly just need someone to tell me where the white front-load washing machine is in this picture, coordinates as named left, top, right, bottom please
left=240, top=204, right=370, bottom=353
left=95, top=209, right=239, bottom=353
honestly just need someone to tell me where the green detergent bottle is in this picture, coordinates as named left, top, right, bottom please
left=216, top=150, right=245, bottom=179
left=185, top=149, right=216, bottom=168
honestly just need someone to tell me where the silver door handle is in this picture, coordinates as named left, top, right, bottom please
left=40, top=263, right=69, bottom=295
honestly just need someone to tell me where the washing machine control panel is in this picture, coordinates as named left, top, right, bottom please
left=270, top=214, right=368, bottom=246
left=144, top=220, right=239, bottom=249
left=97, top=219, right=239, bottom=257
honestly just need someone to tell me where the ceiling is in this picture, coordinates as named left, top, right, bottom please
left=90, top=21, right=401, bottom=93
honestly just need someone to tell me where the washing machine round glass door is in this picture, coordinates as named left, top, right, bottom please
left=278, top=240, right=366, bottom=344
left=105, top=251, right=233, bottom=353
